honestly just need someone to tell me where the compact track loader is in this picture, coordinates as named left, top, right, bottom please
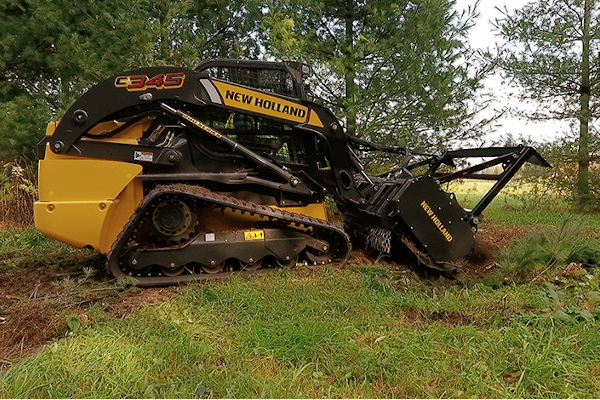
left=35, top=59, right=549, bottom=285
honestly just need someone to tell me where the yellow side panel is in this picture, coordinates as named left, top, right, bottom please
left=45, top=120, right=146, bottom=143
left=308, top=110, right=324, bottom=128
left=35, top=200, right=117, bottom=252
left=271, top=202, right=328, bottom=221
left=212, top=80, right=310, bottom=124
left=84, top=119, right=149, bottom=144
left=38, top=157, right=142, bottom=202
left=99, top=180, right=143, bottom=253
left=35, top=151, right=143, bottom=253
left=45, top=121, right=59, bottom=136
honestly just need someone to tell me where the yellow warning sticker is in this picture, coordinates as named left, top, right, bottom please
left=244, top=230, right=265, bottom=241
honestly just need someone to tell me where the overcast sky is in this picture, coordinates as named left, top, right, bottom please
left=454, top=0, right=570, bottom=145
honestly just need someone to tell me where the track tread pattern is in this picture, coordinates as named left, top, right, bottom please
left=106, top=184, right=351, bottom=286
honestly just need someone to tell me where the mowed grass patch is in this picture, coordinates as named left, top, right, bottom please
left=3, top=266, right=600, bottom=398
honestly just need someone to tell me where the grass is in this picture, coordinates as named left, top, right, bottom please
left=2, top=265, right=600, bottom=398
left=0, top=228, right=92, bottom=273
left=1, top=181, right=600, bottom=397
left=446, top=180, right=600, bottom=235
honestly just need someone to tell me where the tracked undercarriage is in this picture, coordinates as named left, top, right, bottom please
left=34, top=59, right=549, bottom=285
left=108, top=185, right=350, bottom=286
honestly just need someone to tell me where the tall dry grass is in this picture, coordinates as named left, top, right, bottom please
left=1, top=159, right=37, bottom=227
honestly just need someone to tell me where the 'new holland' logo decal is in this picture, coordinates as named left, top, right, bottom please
left=420, top=200, right=453, bottom=242
left=207, top=80, right=323, bottom=127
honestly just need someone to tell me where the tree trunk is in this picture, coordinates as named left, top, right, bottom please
left=344, top=0, right=357, bottom=136
left=577, top=0, right=592, bottom=209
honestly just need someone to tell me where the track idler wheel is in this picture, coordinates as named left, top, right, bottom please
left=239, top=259, right=262, bottom=271
left=201, top=261, right=224, bottom=274
left=276, top=255, right=298, bottom=269
left=305, top=232, right=334, bottom=265
left=160, top=263, right=186, bottom=277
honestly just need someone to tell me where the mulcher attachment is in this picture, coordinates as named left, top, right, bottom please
left=342, top=143, right=550, bottom=272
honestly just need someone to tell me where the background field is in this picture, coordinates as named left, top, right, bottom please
left=1, top=186, right=600, bottom=398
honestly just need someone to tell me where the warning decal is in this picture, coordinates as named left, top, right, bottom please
left=244, top=230, right=265, bottom=241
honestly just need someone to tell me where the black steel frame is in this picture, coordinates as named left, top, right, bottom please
left=349, top=140, right=551, bottom=220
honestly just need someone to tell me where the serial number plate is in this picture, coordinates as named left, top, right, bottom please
left=244, top=230, right=264, bottom=240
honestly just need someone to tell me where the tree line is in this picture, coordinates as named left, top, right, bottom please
left=0, top=0, right=598, bottom=209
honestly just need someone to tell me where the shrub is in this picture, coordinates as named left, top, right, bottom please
left=497, top=218, right=600, bottom=284
left=503, top=136, right=600, bottom=212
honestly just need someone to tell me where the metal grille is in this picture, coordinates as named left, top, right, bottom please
left=187, top=106, right=307, bottom=165
left=204, top=66, right=299, bottom=98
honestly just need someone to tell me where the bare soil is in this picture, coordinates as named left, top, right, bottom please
left=108, top=287, right=179, bottom=318
left=459, top=225, right=532, bottom=279
left=346, top=224, right=532, bottom=280
left=0, top=260, right=179, bottom=371
left=0, top=223, right=528, bottom=371
left=1, top=264, right=82, bottom=369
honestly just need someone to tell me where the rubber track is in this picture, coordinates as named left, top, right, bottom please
left=106, top=184, right=351, bottom=286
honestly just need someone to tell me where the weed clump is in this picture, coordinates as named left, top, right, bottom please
left=1, top=160, right=37, bottom=227
left=494, top=219, right=600, bottom=284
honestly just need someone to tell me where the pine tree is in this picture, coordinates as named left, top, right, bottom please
left=262, top=0, right=482, bottom=150
left=494, top=0, right=600, bottom=209
left=0, top=0, right=261, bottom=160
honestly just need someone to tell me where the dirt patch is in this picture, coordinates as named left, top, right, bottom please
left=346, top=224, right=531, bottom=281
left=347, top=249, right=408, bottom=269
left=473, top=225, right=532, bottom=259
left=0, top=260, right=180, bottom=371
left=0, top=264, right=79, bottom=369
left=108, top=287, right=179, bottom=318
left=459, top=224, right=533, bottom=280
left=401, top=307, right=479, bottom=328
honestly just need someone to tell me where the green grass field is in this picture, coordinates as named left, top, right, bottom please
left=448, top=180, right=600, bottom=236
left=1, top=188, right=600, bottom=398
left=2, top=266, right=600, bottom=398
